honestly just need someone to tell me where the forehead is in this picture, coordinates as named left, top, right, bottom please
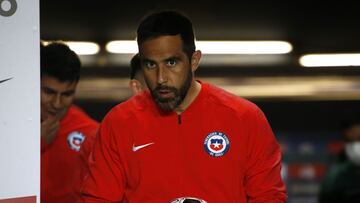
left=41, top=75, right=77, bottom=91
left=139, top=35, right=187, bottom=60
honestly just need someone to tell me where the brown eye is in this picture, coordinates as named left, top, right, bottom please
left=145, top=61, right=156, bottom=69
left=63, top=91, right=74, bottom=97
left=167, top=59, right=177, bottom=67
left=43, top=88, right=55, bottom=95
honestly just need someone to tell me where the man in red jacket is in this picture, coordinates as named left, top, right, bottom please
left=82, top=11, right=287, bottom=203
left=129, top=53, right=146, bottom=95
left=41, top=42, right=99, bottom=202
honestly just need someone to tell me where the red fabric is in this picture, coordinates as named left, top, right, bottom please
left=41, top=105, right=99, bottom=203
left=82, top=82, right=287, bottom=203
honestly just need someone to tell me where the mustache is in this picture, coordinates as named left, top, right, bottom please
left=154, top=85, right=177, bottom=92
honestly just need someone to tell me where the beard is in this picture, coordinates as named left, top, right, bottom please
left=149, top=70, right=192, bottom=111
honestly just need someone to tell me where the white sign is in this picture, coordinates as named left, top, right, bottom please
left=0, top=0, right=40, bottom=202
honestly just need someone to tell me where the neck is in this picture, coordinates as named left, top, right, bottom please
left=174, top=80, right=201, bottom=114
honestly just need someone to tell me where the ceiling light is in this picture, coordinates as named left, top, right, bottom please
left=106, top=40, right=138, bottom=54
left=197, top=41, right=292, bottom=54
left=42, top=41, right=100, bottom=55
left=65, top=42, right=100, bottom=55
left=105, top=40, right=292, bottom=54
left=299, top=53, right=360, bottom=67
left=76, top=76, right=360, bottom=101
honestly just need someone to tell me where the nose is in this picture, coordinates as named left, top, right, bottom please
left=157, top=66, right=168, bottom=85
left=51, top=94, right=63, bottom=110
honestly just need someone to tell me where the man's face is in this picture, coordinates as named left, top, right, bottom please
left=345, top=124, right=360, bottom=142
left=139, top=35, right=194, bottom=111
left=41, top=75, right=77, bottom=121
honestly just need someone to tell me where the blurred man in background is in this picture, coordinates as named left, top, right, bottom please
left=129, top=53, right=146, bottom=95
left=41, top=41, right=98, bottom=203
left=319, top=119, right=360, bottom=202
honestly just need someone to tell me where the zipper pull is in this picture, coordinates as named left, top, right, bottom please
left=177, top=114, right=182, bottom=124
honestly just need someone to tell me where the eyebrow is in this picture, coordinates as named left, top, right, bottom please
left=42, top=86, right=75, bottom=94
left=63, top=90, right=76, bottom=94
left=140, top=53, right=184, bottom=68
left=42, top=86, right=56, bottom=92
left=141, top=58, right=155, bottom=64
left=164, top=56, right=181, bottom=62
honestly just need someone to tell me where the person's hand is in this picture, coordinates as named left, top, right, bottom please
left=41, top=115, right=60, bottom=144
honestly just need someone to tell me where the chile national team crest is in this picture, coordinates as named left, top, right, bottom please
left=67, top=131, right=85, bottom=152
left=204, top=132, right=230, bottom=157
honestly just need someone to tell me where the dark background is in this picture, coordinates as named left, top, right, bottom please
left=41, top=0, right=360, bottom=132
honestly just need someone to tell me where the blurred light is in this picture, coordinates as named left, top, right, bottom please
left=65, top=42, right=100, bottom=55
left=105, top=54, right=290, bottom=66
left=76, top=76, right=360, bottom=101
left=197, top=41, right=292, bottom=54
left=42, top=41, right=100, bottom=55
left=106, top=40, right=138, bottom=54
left=300, top=53, right=360, bottom=67
left=106, top=40, right=292, bottom=54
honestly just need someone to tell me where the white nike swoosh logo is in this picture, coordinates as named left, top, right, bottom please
left=132, top=142, right=154, bottom=152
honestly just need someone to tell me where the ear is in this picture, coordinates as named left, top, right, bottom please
left=191, top=50, right=202, bottom=72
left=129, top=79, right=144, bottom=95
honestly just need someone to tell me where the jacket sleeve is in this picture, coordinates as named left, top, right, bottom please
left=243, top=107, right=287, bottom=202
left=80, top=122, right=99, bottom=165
left=81, top=113, right=126, bottom=203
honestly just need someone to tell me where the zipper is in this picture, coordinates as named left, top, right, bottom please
left=177, top=114, right=182, bottom=125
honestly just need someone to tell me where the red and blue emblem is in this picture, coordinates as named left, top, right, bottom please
left=204, top=132, right=230, bottom=157
left=67, top=131, right=85, bottom=152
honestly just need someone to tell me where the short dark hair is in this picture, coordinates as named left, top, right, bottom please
left=136, top=10, right=196, bottom=60
left=130, top=53, right=141, bottom=80
left=41, top=41, right=81, bottom=83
